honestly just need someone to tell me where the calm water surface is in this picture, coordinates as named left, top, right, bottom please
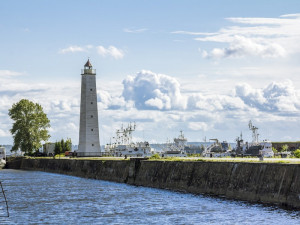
left=0, top=169, right=299, bottom=224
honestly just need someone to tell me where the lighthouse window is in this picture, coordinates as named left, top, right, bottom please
left=92, top=144, right=94, bottom=146
left=91, top=102, right=93, bottom=104
left=91, top=115, right=93, bottom=118
left=91, top=129, right=93, bottom=131
left=90, top=89, right=93, bottom=91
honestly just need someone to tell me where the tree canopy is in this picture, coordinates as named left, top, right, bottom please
left=8, top=99, right=50, bottom=154
left=281, top=144, right=289, bottom=152
left=54, top=138, right=72, bottom=156
left=294, top=149, right=300, bottom=158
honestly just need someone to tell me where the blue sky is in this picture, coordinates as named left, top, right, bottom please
left=1, top=0, right=300, bottom=145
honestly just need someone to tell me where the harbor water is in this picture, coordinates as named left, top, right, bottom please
left=0, top=169, right=299, bottom=224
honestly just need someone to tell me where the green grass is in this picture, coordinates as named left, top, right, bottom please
left=148, top=157, right=300, bottom=164
left=24, top=155, right=300, bottom=164
left=25, top=156, right=129, bottom=161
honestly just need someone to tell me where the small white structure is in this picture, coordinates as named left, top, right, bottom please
left=0, top=147, right=6, bottom=169
left=43, top=143, right=55, bottom=155
left=259, top=140, right=274, bottom=158
left=78, top=60, right=101, bottom=157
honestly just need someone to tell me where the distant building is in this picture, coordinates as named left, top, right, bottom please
left=43, top=143, right=55, bottom=155
left=78, top=60, right=101, bottom=156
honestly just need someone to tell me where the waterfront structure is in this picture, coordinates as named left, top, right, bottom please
left=234, top=121, right=274, bottom=157
left=202, top=139, right=231, bottom=158
left=104, top=122, right=155, bottom=157
left=78, top=60, right=101, bottom=156
left=162, top=131, right=187, bottom=157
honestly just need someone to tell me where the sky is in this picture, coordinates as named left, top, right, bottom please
left=1, top=0, right=300, bottom=145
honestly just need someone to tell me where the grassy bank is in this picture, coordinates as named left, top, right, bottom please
left=21, top=156, right=300, bottom=164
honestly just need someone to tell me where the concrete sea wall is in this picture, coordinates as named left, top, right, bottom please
left=6, top=158, right=300, bottom=209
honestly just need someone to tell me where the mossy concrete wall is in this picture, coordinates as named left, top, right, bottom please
left=6, top=158, right=300, bottom=209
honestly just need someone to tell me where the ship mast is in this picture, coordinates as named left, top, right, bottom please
left=248, top=120, right=259, bottom=143
left=113, top=122, right=136, bottom=145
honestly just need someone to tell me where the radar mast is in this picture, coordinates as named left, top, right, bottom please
left=248, top=120, right=259, bottom=143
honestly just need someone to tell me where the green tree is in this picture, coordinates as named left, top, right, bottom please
left=64, top=138, right=72, bottom=152
left=54, top=138, right=72, bottom=156
left=8, top=99, right=50, bottom=155
left=281, top=144, right=289, bottom=152
left=54, top=141, right=62, bottom=156
left=60, top=139, right=65, bottom=152
left=294, top=149, right=300, bottom=158
left=272, top=147, right=278, bottom=153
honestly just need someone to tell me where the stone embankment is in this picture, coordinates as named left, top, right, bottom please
left=6, top=158, right=300, bottom=209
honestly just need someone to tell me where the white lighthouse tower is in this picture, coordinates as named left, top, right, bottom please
left=78, top=59, right=101, bottom=156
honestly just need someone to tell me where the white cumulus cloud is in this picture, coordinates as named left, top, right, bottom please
left=122, top=70, right=187, bottom=110
left=174, top=14, right=300, bottom=59
left=234, top=80, right=300, bottom=113
left=201, top=35, right=287, bottom=59
left=58, top=45, right=124, bottom=59
left=2, top=69, right=300, bottom=144
left=96, top=70, right=300, bottom=116
left=96, top=46, right=124, bottom=59
left=58, top=45, right=87, bottom=54
left=0, top=70, right=23, bottom=76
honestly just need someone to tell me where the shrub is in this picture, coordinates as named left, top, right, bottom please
left=149, top=153, right=161, bottom=159
left=294, top=149, right=300, bottom=158
left=197, top=159, right=205, bottom=162
left=281, top=144, right=289, bottom=152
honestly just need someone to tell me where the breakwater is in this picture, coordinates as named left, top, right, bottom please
left=6, top=158, right=300, bottom=209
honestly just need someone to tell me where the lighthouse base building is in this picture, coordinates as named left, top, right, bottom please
left=78, top=59, right=101, bottom=156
